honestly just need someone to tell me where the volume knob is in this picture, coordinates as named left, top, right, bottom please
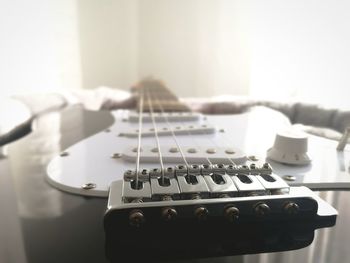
left=267, top=130, right=311, bottom=165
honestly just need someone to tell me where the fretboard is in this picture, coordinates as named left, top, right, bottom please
left=132, top=78, right=190, bottom=112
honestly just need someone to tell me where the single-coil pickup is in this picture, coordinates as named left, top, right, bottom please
left=121, top=125, right=216, bottom=138
left=128, top=112, right=200, bottom=123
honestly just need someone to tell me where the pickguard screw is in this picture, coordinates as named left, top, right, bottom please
left=249, top=155, right=259, bottom=161
left=111, top=153, right=122, bottom=158
left=82, top=183, right=96, bottom=190
left=60, top=151, right=69, bottom=157
left=219, top=129, right=225, bottom=133
left=283, top=175, right=296, bottom=181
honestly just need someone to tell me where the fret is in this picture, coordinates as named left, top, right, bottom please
left=132, top=78, right=191, bottom=112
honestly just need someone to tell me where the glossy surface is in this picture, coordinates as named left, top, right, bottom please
left=1, top=106, right=349, bottom=263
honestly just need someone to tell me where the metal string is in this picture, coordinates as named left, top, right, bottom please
left=146, top=90, right=166, bottom=184
left=151, top=94, right=190, bottom=169
left=135, top=90, right=144, bottom=189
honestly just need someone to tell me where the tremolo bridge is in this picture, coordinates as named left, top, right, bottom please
left=105, top=162, right=336, bottom=260
left=105, top=162, right=335, bottom=226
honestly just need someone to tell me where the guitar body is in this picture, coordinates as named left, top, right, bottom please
left=44, top=79, right=340, bottom=260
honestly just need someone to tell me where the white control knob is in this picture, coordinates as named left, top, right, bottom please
left=267, top=130, right=311, bottom=165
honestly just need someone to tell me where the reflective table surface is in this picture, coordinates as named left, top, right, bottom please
left=1, top=106, right=349, bottom=263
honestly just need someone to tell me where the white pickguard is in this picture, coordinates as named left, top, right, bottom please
left=46, top=107, right=350, bottom=197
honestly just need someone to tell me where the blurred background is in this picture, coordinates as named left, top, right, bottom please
left=1, top=0, right=350, bottom=108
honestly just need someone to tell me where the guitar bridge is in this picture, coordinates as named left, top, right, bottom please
left=104, top=162, right=337, bottom=260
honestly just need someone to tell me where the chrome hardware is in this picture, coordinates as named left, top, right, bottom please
left=81, top=183, right=96, bottom=190
left=203, top=173, right=238, bottom=197
left=254, top=203, right=271, bottom=217
left=129, top=209, right=145, bottom=227
left=122, top=170, right=151, bottom=202
left=161, top=207, right=178, bottom=221
left=284, top=202, right=300, bottom=215
left=224, top=206, right=240, bottom=222
left=150, top=167, right=180, bottom=199
left=194, top=206, right=209, bottom=221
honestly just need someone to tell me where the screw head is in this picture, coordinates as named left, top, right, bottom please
left=81, top=183, right=96, bottom=190
left=224, top=206, right=240, bottom=222
left=249, top=155, right=259, bottom=161
left=60, top=151, right=69, bottom=157
left=129, top=210, right=145, bottom=227
left=283, top=175, right=296, bottom=181
left=254, top=203, right=270, bottom=217
left=194, top=206, right=209, bottom=221
left=284, top=202, right=299, bottom=215
left=111, top=153, right=122, bottom=158
left=161, top=207, right=178, bottom=221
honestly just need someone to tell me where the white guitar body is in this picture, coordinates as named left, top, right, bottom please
left=47, top=107, right=350, bottom=197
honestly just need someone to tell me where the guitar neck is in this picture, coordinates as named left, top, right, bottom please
left=132, top=78, right=190, bottom=112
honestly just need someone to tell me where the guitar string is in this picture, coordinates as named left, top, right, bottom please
left=150, top=92, right=190, bottom=174
left=153, top=93, right=236, bottom=169
left=145, top=89, right=166, bottom=184
left=135, top=89, right=144, bottom=189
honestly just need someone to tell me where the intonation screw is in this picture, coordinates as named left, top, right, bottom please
left=224, top=206, right=240, bottom=222
left=129, top=210, right=145, bottom=227
left=194, top=206, right=209, bottom=221
left=161, top=207, right=178, bottom=221
left=283, top=202, right=299, bottom=215
left=254, top=203, right=270, bottom=217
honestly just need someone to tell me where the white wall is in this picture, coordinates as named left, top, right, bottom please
left=1, top=0, right=350, bottom=108
left=0, top=0, right=81, bottom=97
left=249, top=0, right=350, bottom=109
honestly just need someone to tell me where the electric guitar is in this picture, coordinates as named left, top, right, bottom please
left=46, top=78, right=339, bottom=260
